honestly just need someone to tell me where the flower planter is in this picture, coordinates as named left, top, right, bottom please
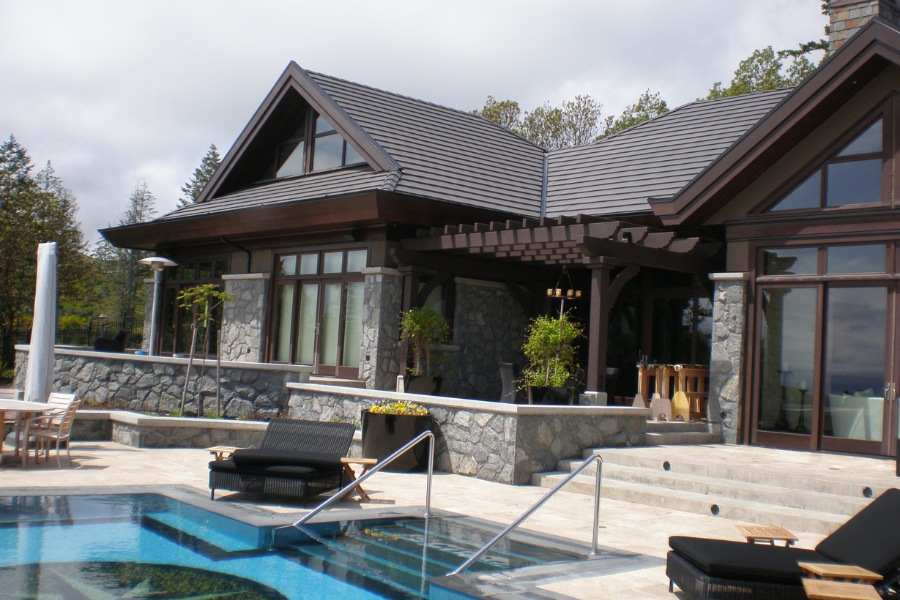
left=361, top=411, right=431, bottom=472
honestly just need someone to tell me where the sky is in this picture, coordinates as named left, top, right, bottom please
left=0, top=1, right=829, bottom=246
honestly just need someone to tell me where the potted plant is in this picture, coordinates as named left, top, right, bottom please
left=399, top=306, right=450, bottom=394
left=361, top=399, right=431, bottom=472
left=521, top=310, right=583, bottom=404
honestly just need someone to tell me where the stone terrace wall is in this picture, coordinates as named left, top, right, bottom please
left=287, top=383, right=647, bottom=484
left=15, top=346, right=312, bottom=419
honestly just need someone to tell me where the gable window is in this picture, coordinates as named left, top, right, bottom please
left=769, top=117, right=885, bottom=212
left=268, top=112, right=365, bottom=180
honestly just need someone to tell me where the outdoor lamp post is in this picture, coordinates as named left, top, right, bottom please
left=139, top=256, right=177, bottom=356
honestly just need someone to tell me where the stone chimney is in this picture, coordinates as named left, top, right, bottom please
left=829, top=0, right=900, bottom=50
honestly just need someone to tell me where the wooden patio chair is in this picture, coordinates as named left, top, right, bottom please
left=28, top=393, right=82, bottom=467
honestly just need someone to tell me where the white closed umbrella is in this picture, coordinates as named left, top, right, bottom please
left=24, top=242, right=57, bottom=403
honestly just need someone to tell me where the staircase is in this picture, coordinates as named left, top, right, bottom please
left=644, top=421, right=722, bottom=445
left=532, top=443, right=892, bottom=535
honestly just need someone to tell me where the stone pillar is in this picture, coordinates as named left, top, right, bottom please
left=220, top=273, right=270, bottom=362
left=709, top=272, right=749, bottom=444
left=829, top=0, right=900, bottom=51
left=359, top=267, right=403, bottom=390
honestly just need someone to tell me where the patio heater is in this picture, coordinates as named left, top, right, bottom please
left=139, top=256, right=177, bottom=356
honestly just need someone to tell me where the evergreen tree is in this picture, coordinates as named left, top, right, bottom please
left=0, top=136, right=87, bottom=370
left=178, top=144, right=220, bottom=207
left=94, top=181, right=157, bottom=326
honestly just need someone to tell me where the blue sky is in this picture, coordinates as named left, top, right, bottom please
left=0, top=1, right=829, bottom=245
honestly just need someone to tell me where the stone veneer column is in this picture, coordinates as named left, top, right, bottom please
left=219, top=273, right=270, bottom=362
left=708, top=272, right=749, bottom=445
left=359, top=267, right=403, bottom=390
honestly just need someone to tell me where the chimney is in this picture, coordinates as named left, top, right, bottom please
left=829, top=0, right=900, bottom=50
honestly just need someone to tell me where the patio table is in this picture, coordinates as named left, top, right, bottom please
left=0, top=399, right=50, bottom=467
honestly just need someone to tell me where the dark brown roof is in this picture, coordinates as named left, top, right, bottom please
left=306, top=71, right=545, bottom=216
left=545, top=88, right=792, bottom=218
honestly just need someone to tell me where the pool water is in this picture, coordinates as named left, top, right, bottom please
left=0, top=494, right=579, bottom=599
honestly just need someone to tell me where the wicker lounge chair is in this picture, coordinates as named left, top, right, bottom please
left=667, top=488, right=900, bottom=599
left=208, top=419, right=355, bottom=500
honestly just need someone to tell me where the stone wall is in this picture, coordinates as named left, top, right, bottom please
left=709, top=273, right=749, bottom=444
left=15, top=346, right=312, bottom=419
left=287, top=383, right=647, bottom=484
left=359, top=267, right=403, bottom=390
left=443, top=278, right=528, bottom=401
left=220, top=274, right=269, bottom=363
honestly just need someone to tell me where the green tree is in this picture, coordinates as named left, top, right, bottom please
left=178, top=144, right=220, bottom=207
left=474, top=94, right=602, bottom=150
left=0, top=136, right=87, bottom=370
left=601, top=89, right=669, bottom=137
left=472, top=96, right=521, bottom=131
left=94, top=180, right=157, bottom=326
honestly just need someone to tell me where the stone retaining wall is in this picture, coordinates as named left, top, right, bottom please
left=287, top=383, right=648, bottom=484
left=15, top=346, right=312, bottom=419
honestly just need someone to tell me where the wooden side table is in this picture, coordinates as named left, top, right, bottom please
left=734, top=524, right=798, bottom=546
left=798, top=562, right=882, bottom=584
left=206, top=445, right=241, bottom=460
left=340, top=457, right=377, bottom=501
left=802, top=578, right=881, bottom=600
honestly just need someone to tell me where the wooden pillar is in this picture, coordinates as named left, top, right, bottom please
left=586, top=265, right=612, bottom=391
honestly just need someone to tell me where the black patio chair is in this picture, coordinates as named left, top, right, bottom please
left=667, top=488, right=900, bottom=599
left=209, top=419, right=355, bottom=500
left=93, top=330, right=129, bottom=352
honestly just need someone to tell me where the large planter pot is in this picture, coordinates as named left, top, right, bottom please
left=361, top=411, right=431, bottom=472
left=527, top=385, right=573, bottom=405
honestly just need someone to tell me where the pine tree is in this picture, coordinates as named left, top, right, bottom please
left=178, top=144, right=221, bottom=207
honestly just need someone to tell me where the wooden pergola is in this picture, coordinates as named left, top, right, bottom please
left=398, top=216, right=719, bottom=391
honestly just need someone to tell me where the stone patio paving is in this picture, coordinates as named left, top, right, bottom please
left=1, top=440, right=896, bottom=599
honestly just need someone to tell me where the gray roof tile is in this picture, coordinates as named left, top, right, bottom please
left=545, top=88, right=792, bottom=218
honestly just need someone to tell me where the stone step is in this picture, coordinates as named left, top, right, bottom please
left=555, top=460, right=867, bottom=516
left=645, top=421, right=710, bottom=433
left=532, top=472, right=846, bottom=534
left=644, top=431, right=722, bottom=445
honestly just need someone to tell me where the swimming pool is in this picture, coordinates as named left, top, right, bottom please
left=0, top=493, right=581, bottom=599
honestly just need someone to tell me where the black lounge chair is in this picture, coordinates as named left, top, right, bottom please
left=667, top=488, right=900, bottom=599
left=209, top=419, right=355, bottom=501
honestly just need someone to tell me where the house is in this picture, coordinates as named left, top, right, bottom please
left=102, top=1, right=900, bottom=460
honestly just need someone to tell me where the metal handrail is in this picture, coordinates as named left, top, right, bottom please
left=449, top=452, right=603, bottom=576
left=285, top=429, right=436, bottom=528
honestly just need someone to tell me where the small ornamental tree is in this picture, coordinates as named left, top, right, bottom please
left=399, top=306, right=449, bottom=376
left=177, top=283, right=234, bottom=416
left=521, top=311, right=583, bottom=388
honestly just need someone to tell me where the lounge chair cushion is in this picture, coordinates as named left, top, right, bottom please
left=230, top=449, right=343, bottom=470
left=669, top=536, right=827, bottom=584
left=815, top=488, right=900, bottom=574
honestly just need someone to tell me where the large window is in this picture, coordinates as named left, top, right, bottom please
left=265, top=113, right=365, bottom=180
left=271, top=247, right=368, bottom=377
left=769, top=118, right=885, bottom=212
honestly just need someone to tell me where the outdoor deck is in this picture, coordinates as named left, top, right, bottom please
left=1, top=441, right=897, bottom=599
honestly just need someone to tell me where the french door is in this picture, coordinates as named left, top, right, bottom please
left=753, top=282, right=898, bottom=456
left=274, top=279, right=364, bottom=378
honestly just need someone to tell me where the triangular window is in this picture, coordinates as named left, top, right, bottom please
left=769, top=118, right=884, bottom=212
left=267, top=113, right=365, bottom=180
